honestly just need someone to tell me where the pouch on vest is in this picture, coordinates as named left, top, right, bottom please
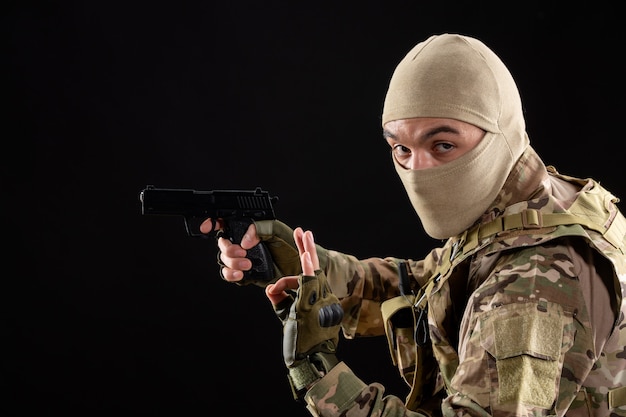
left=381, top=262, right=435, bottom=410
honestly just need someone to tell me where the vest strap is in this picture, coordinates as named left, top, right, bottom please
left=463, top=209, right=626, bottom=254
left=608, top=386, right=626, bottom=409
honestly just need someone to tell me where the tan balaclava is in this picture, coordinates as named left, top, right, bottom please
left=382, top=34, right=530, bottom=239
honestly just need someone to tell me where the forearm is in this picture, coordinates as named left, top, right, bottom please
left=320, top=248, right=405, bottom=338
left=320, top=245, right=440, bottom=339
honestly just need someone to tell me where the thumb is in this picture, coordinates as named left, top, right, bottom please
left=265, top=276, right=300, bottom=305
left=240, top=223, right=260, bottom=250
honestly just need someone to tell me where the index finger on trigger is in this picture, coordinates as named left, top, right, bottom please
left=199, top=218, right=223, bottom=234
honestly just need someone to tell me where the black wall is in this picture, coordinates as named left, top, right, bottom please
left=4, top=2, right=624, bottom=416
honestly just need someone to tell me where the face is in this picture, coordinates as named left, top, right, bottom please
left=383, top=117, right=486, bottom=169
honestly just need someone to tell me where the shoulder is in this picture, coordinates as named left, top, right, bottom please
left=473, top=240, right=588, bottom=309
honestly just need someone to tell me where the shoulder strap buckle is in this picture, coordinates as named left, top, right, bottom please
left=521, top=208, right=543, bottom=229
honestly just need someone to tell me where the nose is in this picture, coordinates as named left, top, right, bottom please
left=407, top=150, right=436, bottom=170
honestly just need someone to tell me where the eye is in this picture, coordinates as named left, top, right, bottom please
left=433, top=142, right=455, bottom=153
left=392, top=144, right=411, bottom=157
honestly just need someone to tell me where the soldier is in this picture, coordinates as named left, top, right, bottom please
left=201, top=34, right=626, bottom=416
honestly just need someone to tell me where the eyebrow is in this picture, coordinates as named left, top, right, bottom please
left=382, top=129, right=397, bottom=140
left=425, top=125, right=460, bottom=136
left=382, top=124, right=460, bottom=141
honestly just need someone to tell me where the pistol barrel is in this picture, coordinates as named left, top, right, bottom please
left=139, top=185, right=277, bottom=219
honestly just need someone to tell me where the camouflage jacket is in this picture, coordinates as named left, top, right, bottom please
left=305, top=148, right=626, bottom=417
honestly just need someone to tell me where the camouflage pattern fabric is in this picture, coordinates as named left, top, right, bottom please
left=304, top=147, right=626, bottom=417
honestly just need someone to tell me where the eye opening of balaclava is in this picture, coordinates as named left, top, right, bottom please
left=382, top=33, right=529, bottom=239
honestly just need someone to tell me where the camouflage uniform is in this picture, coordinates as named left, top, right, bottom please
left=305, top=147, right=626, bottom=417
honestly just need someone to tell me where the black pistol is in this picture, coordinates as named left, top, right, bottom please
left=139, top=185, right=278, bottom=285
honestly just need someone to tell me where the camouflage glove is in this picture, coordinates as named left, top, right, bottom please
left=273, top=269, right=343, bottom=400
left=255, top=220, right=303, bottom=280
left=236, top=219, right=329, bottom=287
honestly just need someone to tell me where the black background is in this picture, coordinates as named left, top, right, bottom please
left=4, top=2, right=624, bottom=416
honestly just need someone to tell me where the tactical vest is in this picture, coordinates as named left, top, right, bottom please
left=381, top=167, right=626, bottom=412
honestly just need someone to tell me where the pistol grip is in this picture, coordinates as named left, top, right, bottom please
left=227, top=218, right=274, bottom=285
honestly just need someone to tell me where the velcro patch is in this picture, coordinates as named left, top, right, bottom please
left=480, top=302, right=568, bottom=409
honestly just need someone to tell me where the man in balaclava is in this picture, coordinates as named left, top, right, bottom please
left=207, top=33, right=626, bottom=417
left=382, top=34, right=529, bottom=239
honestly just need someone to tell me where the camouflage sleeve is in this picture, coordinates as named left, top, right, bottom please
left=321, top=247, right=441, bottom=339
left=304, top=361, right=431, bottom=417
